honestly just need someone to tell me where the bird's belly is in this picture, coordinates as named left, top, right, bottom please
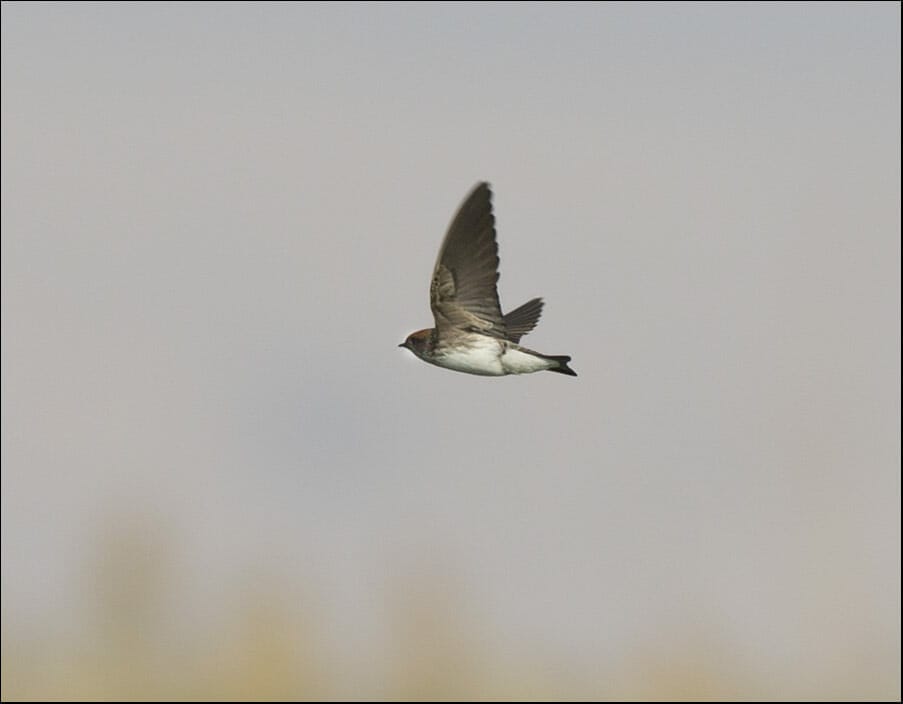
left=435, top=339, right=506, bottom=376
left=500, top=347, right=554, bottom=374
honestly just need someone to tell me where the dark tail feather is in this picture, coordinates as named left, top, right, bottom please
left=546, top=355, right=577, bottom=377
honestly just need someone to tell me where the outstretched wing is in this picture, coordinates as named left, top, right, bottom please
left=502, top=297, right=544, bottom=343
left=430, top=183, right=507, bottom=337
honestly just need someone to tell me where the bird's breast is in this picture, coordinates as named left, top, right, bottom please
left=433, top=335, right=506, bottom=376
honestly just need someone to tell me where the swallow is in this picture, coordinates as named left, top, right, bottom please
left=400, top=182, right=576, bottom=377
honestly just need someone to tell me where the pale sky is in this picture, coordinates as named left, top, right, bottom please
left=2, top=2, right=900, bottom=698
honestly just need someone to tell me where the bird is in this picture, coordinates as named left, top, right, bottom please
left=399, top=182, right=576, bottom=377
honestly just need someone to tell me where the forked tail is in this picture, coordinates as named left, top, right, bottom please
left=546, top=355, right=577, bottom=377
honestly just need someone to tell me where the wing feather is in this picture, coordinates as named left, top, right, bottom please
left=429, top=183, right=507, bottom=337
left=502, top=297, right=544, bottom=343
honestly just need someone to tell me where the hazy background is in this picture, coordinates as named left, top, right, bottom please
left=2, top=2, right=900, bottom=700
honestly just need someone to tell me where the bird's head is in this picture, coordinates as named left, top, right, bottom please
left=399, top=328, right=433, bottom=359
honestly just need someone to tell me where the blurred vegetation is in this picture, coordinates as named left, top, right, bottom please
left=1, top=518, right=899, bottom=701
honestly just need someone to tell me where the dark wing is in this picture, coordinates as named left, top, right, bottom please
left=430, top=182, right=507, bottom=337
left=502, top=297, right=544, bottom=343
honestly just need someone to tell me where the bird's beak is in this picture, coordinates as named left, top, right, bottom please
left=398, top=342, right=406, bottom=348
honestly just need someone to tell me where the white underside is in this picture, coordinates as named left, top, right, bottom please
left=434, top=337, right=553, bottom=376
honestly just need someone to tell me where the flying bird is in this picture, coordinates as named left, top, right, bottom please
left=400, top=182, right=576, bottom=377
